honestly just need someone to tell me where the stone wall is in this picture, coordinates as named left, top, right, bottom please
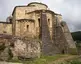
left=0, top=23, right=12, bottom=35
left=12, top=39, right=40, bottom=59
left=52, top=15, right=77, bottom=54
left=34, top=11, right=53, bottom=38
left=15, top=20, right=35, bottom=37
left=41, top=12, right=60, bottom=55
left=15, top=7, right=36, bottom=20
left=61, top=22, right=77, bottom=54
left=4, top=24, right=12, bottom=35
left=0, top=23, right=4, bottom=34
left=52, top=15, right=68, bottom=54
left=61, top=22, right=76, bottom=48
left=0, top=35, right=40, bottom=61
left=14, top=3, right=47, bottom=20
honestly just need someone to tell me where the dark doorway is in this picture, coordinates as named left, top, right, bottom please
left=62, top=50, right=65, bottom=54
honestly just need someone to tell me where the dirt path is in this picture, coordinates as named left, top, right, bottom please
left=50, top=55, right=79, bottom=64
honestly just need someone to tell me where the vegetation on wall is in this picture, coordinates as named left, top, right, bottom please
left=0, top=43, right=6, bottom=51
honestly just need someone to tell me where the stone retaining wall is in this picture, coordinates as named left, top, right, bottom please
left=0, top=35, right=40, bottom=61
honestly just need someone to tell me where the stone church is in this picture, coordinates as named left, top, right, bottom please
left=0, top=2, right=77, bottom=55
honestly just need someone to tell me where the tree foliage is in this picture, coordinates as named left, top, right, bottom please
left=71, top=31, right=81, bottom=43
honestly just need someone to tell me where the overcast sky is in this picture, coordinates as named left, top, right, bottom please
left=0, top=0, right=81, bottom=32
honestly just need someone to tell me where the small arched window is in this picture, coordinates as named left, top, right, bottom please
left=25, top=10, right=27, bottom=14
left=3, top=31, right=7, bottom=33
left=38, top=18, right=41, bottom=27
left=48, top=19, right=50, bottom=25
left=27, top=25, right=29, bottom=32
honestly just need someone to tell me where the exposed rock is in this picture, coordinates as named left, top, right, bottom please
left=11, top=39, right=40, bottom=59
left=0, top=36, right=40, bottom=61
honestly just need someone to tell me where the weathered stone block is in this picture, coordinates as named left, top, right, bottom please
left=11, top=39, right=40, bottom=59
left=0, top=47, right=12, bottom=61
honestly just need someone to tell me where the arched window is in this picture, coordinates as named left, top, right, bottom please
left=38, top=18, right=41, bottom=27
left=48, top=19, right=50, bottom=25
left=27, top=25, right=29, bottom=32
left=3, top=31, right=7, bottom=33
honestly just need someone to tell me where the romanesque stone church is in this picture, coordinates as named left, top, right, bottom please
left=0, top=2, right=77, bottom=55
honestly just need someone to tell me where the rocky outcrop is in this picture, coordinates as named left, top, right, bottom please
left=0, top=34, right=40, bottom=61
left=12, top=39, right=40, bottom=59
left=0, top=47, right=12, bottom=61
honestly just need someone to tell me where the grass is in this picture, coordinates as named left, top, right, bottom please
left=8, top=54, right=71, bottom=64
left=60, top=56, right=81, bottom=64
left=69, top=60, right=81, bottom=64
left=64, top=59, right=81, bottom=64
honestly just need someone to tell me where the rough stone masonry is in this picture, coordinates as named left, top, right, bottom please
left=0, top=2, right=77, bottom=60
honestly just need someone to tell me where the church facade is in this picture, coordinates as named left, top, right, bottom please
left=0, top=2, right=77, bottom=55
left=0, top=2, right=61, bottom=38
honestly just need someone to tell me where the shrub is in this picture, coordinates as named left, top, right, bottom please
left=68, top=60, right=81, bottom=64
left=0, top=43, right=6, bottom=51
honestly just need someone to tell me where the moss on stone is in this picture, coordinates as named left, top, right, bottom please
left=68, top=48, right=77, bottom=55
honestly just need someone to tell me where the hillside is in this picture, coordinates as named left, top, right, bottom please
left=71, top=31, right=81, bottom=43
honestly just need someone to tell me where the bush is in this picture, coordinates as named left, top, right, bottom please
left=0, top=43, right=6, bottom=51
